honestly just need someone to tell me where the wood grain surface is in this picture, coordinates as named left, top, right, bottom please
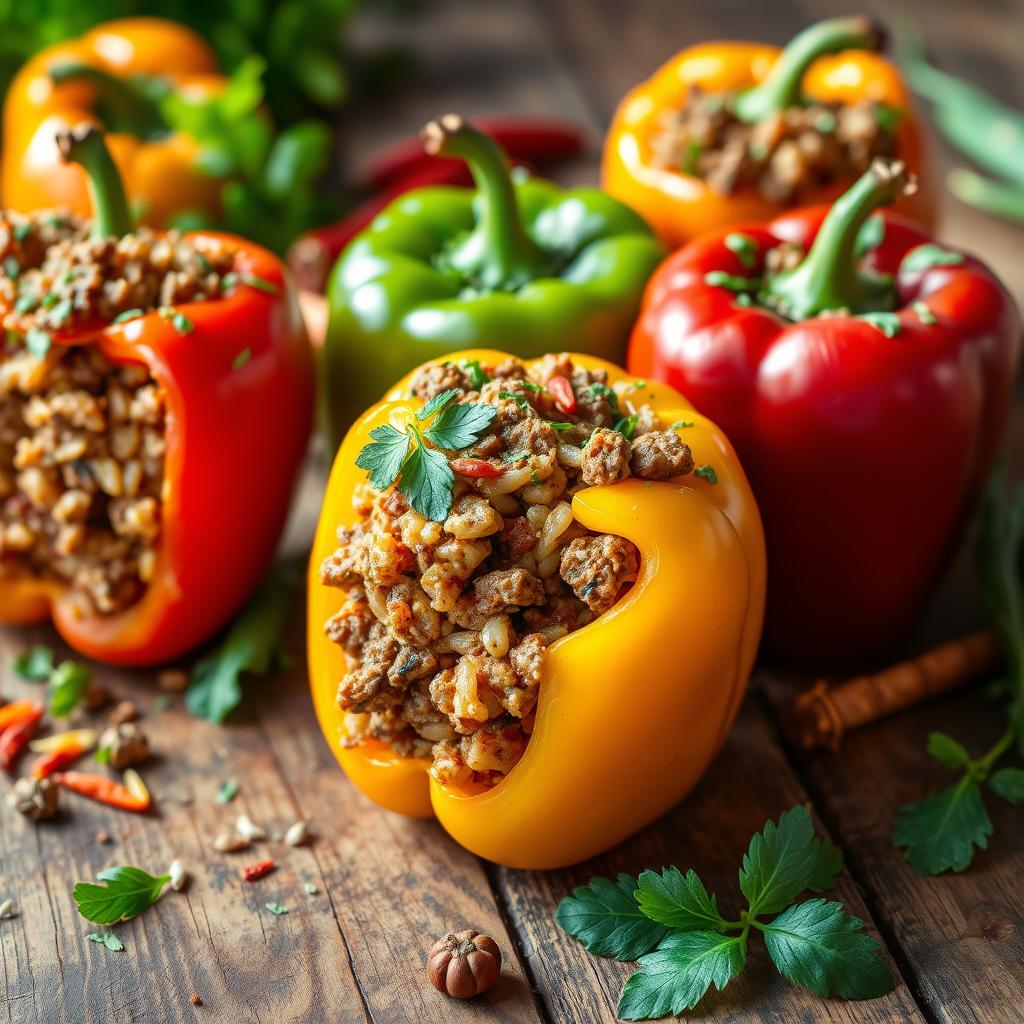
left=2, top=1, right=1023, bottom=1022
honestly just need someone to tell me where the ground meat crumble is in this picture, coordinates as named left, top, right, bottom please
left=0, top=210, right=238, bottom=614
left=649, top=87, right=896, bottom=202
left=322, top=354, right=696, bottom=790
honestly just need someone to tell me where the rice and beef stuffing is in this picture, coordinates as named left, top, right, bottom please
left=649, top=87, right=897, bottom=202
left=321, top=354, right=696, bottom=789
left=0, top=210, right=236, bottom=614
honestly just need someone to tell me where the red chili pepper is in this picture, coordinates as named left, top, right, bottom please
left=52, top=770, right=150, bottom=811
left=0, top=706, right=43, bottom=771
left=548, top=375, right=577, bottom=414
left=365, top=117, right=585, bottom=189
left=242, top=859, right=276, bottom=882
left=450, top=457, right=503, bottom=479
left=32, top=747, right=82, bottom=778
left=0, top=698, right=42, bottom=732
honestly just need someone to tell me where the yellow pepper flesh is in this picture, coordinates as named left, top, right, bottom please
left=308, top=350, right=766, bottom=868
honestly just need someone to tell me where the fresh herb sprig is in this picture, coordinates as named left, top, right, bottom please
left=893, top=466, right=1024, bottom=874
left=556, top=806, right=892, bottom=1019
left=73, top=866, right=171, bottom=925
left=355, top=393, right=497, bottom=521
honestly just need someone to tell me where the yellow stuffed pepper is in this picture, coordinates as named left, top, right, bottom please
left=309, top=349, right=765, bottom=868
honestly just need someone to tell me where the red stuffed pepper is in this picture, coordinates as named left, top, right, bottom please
left=629, top=158, right=1020, bottom=661
left=0, top=126, right=313, bottom=665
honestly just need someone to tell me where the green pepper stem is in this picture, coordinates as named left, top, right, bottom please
left=50, top=62, right=169, bottom=138
left=761, top=159, right=916, bottom=320
left=55, top=125, right=134, bottom=239
left=420, top=113, right=548, bottom=290
left=731, top=17, right=886, bottom=123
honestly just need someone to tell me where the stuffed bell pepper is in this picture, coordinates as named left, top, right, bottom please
left=2, top=18, right=226, bottom=229
left=629, top=158, right=1020, bottom=661
left=309, top=349, right=765, bottom=868
left=603, top=17, right=935, bottom=247
left=0, top=125, right=313, bottom=665
left=322, top=115, right=665, bottom=447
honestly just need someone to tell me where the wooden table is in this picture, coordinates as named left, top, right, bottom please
left=2, top=1, right=1023, bottom=1021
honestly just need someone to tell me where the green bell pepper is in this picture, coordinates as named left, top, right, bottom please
left=322, top=114, right=665, bottom=446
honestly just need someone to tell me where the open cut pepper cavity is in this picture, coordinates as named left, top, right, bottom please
left=0, top=125, right=314, bottom=666
left=309, top=349, right=765, bottom=869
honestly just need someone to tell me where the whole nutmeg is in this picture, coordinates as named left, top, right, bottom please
left=98, top=722, right=149, bottom=770
left=7, top=776, right=60, bottom=820
left=427, top=929, right=502, bottom=999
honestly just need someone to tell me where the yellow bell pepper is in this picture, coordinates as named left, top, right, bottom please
left=308, top=349, right=766, bottom=868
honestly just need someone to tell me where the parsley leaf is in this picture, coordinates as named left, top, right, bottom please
left=893, top=778, right=992, bottom=874
left=13, top=644, right=54, bottom=681
left=587, top=382, right=619, bottom=412
left=73, top=866, right=171, bottom=925
left=618, top=931, right=745, bottom=1020
left=460, top=359, right=490, bottom=389
left=635, top=868, right=724, bottom=931
left=398, top=436, right=454, bottom=522
left=613, top=414, right=639, bottom=441
left=49, top=661, right=92, bottom=718
left=186, top=561, right=299, bottom=724
left=927, top=731, right=970, bottom=769
left=422, top=402, right=496, bottom=450
left=87, top=931, right=125, bottom=952
left=554, top=873, right=668, bottom=961
left=763, top=899, right=893, bottom=1000
left=694, top=464, right=718, bottom=485
left=988, top=766, right=1024, bottom=804
left=739, top=806, right=842, bottom=917
left=416, top=388, right=459, bottom=421
left=355, top=424, right=410, bottom=490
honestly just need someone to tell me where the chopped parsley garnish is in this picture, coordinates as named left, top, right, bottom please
left=694, top=464, right=718, bottom=485
left=4, top=257, right=19, bottom=279
left=502, top=449, right=531, bottom=462
left=25, top=328, right=52, bottom=358
left=113, top=308, right=145, bottom=324
left=547, top=421, right=575, bottom=431
left=355, top=399, right=497, bottom=521
left=858, top=312, right=902, bottom=338
left=814, top=110, right=838, bottom=134
left=613, top=414, right=639, bottom=441
left=159, top=307, right=195, bottom=335
left=460, top=359, right=491, bottom=389
left=196, top=253, right=212, bottom=274
left=13, top=223, right=30, bottom=242
left=14, top=293, right=37, bottom=314
left=587, top=382, right=619, bottom=412
left=669, top=420, right=694, bottom=430
left=724, top=233, right=758, bottom=269
left=499, top=391, right=530, bottom=408
left=231, top=347, right=252, bottom=371
left=912, top=302, right=937, bottom=326
left=40, top=293, right=58, bottom=309
left=900, top=244, right=965, bottom=274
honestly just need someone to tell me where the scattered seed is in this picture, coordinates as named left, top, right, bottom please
left=215, top=779, right=239, bottom=804
left=169, top=859, right=188, bottom=892
left=0, top=899, right=15, bottom=919
left=236, top=814, right=266, bottom=842
left=107, top=700, right=138, bottom=726
left=96, top=830, right=112, bottom=844
left=213, top=833, right=251, bottom=853
left=303, top=883, right=319, bottom=895
left=284, top=820, right=309, bottom=847
left=190, top=994, right=203, bottom=1007
left=157, top=669, right=189, bottom=692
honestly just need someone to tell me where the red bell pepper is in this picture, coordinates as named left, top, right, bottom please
left=629, top=159, right=1020, bottom=661
left=0, top=126, right=314, bottom=666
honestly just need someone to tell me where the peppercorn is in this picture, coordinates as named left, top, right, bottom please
left=427, top=929, right=502, bottom=999
left=98, top=722, right=149, bottom=770
left=7, top=775, right=60, bottom=820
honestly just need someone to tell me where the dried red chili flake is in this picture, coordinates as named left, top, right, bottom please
left=450, top=457, right=502, bottom=479
left=548, top=375, right=577, bottom=414
left=241, top=858, right=276, bottom=882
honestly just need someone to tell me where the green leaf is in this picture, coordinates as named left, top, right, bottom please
left=617, top=931, right=746, bottom=1019
left=265, top=901, right=289, bottom=916
left=613, top=414, right=639, bottom=441
left=215, top=779, right=240, bottom=804
left=987, top=766, right=1024, bottom=805
left=854, top=214, right=886, bottom=258
left=459, top=359, right=490, bottom=389
left=397, top=436, right=454, bottom=522
left=415, top=388, right=459, bottom=421
left=423, top=402, right=497, bottom=450
left=355, top=424, right=410, bottom=490
left=900, top=244, right=965, bottom=274
left=185, top=561, right=300, bottom=724
left=739, top=806, right=842, bottom=916
left=763, top=899, right=893, bottom=1000
left=48, top=661, right=92, bottom=718
left=73, top=866, right=171, bottom=925
left=86, top=931, right=125, bottom=952
left=634, top=868, right=725, bottom=931
left=927, top=731, right=970, bottom=769
left=587, top=382, right=619, bottom=412
left=303, top=883, right=319, bottom=895
left=13, top=644, right=54, bottom=681
left=554, top=873, right=668, bottom=961
left=231, top=348, right=252, bottom=372
left=893, top=777, right=992, bottom=874
left=694, top=465, right=718, bottom=485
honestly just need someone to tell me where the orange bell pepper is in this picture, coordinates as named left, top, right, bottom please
left=602, top=17, right=936, bottom=248
left=2, top=17, right=226, bottom=229
left=308, top=349, right=765, bottom=868
left=0, top=126, right=313, bottom=666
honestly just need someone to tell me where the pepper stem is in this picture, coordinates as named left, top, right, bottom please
left=420, top=113, right=548, bottom=291
left=731, top=17, right=886, bottom=123
left=761, top=159, right=917, bottom=320
left=49, top=62, right=169, bottom=139
left=55, top=124, right=134, bottom=240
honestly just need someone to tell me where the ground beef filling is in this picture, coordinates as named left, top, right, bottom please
left=649, top=87, right=896, bottom=202
left=322, top=354, right=696, bottom=789
left=0, top=210, right=237, bottom=614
